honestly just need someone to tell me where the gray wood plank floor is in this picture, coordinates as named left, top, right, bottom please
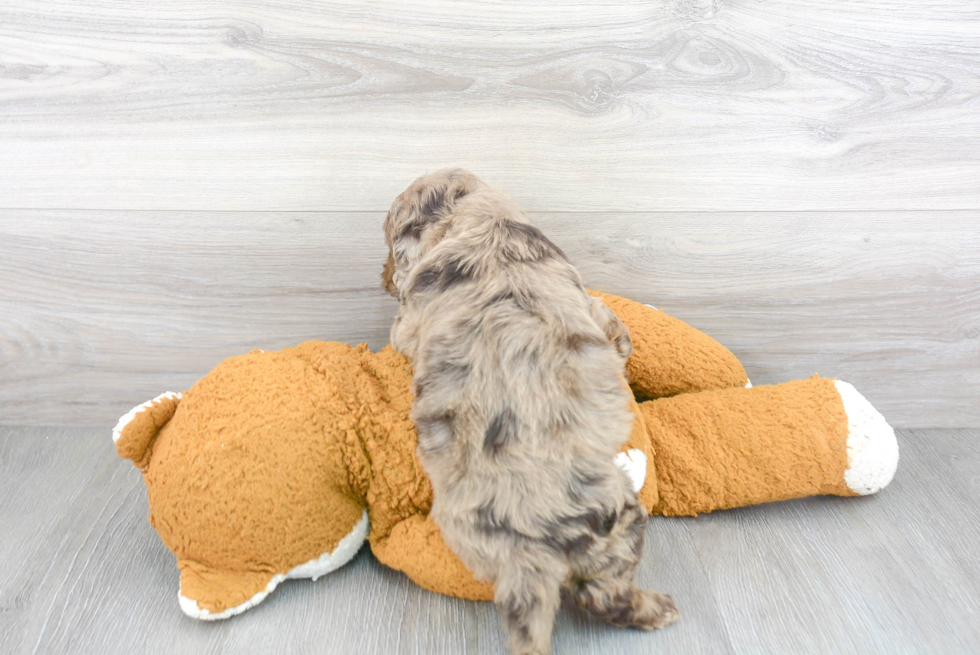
left=1, top=426, right=977, bottom=654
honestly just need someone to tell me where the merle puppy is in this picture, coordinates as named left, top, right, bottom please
left=382, top=169, right=677, bottom=655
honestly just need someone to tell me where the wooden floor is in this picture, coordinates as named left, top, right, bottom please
left=0, top=426, right=977, bottom=655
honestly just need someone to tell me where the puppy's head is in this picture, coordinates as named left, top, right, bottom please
left=382, top=168, right=483, bottom=297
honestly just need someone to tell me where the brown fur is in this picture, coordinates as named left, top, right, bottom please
left=383, top=169, right=677, bottom=654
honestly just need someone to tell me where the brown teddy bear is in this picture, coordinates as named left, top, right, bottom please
left=113, top=291, right=898, bottom=619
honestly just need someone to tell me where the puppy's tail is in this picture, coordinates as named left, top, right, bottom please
left=112, top=391, right=182, bottom=470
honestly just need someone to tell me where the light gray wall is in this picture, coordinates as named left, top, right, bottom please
left=1, top=0, right=978, bottom=427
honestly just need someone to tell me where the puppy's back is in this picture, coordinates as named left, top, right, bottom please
left=409, top=210, right=633, bottom=474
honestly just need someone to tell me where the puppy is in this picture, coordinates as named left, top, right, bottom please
left=382, top=169, right=677, bottom=654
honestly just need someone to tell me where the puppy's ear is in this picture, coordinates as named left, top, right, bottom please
left=381, top=253, right=398, bottom=296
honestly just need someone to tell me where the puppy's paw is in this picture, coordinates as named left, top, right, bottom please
left=630, top=589, right=679, bottom=630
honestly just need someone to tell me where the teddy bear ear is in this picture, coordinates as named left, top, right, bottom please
left=176, top=509, right=370, bottom=620
left=112, top=391, right=182, bottom=470
left=177, top=566, right=280, bottom=621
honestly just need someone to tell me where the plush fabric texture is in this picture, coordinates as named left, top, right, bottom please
left=114, top=291, right=895, bottom=617
left=372, top=514, right=495, bottom=601
left=118, top=342, right=441, bottom=613
left=114, top=392, right=181, bottom=469
left=588, top=290, right=749, bottom=399
left=642, top=376, right=853, bottom=517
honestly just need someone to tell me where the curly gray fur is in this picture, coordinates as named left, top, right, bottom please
left=383, top=169, right=678, bottom=655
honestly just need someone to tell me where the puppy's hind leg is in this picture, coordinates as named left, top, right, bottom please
left=589, top=296, right=633, bottom=360
left=493, top=543, right=568, bottom=655
left=571, top=502, right=678, bottom=631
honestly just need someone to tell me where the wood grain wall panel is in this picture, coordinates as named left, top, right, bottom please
left=1, top=210, right=976, bottom=427
left=0, top=1, right=977, bottom=211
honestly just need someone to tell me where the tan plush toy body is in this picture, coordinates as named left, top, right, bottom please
left=113, top=293, right=898, bottom=619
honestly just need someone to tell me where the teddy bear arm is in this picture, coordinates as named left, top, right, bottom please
left=371, top=514, right=495, bottom=601
left=588, top=290, right=749, bottom=398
